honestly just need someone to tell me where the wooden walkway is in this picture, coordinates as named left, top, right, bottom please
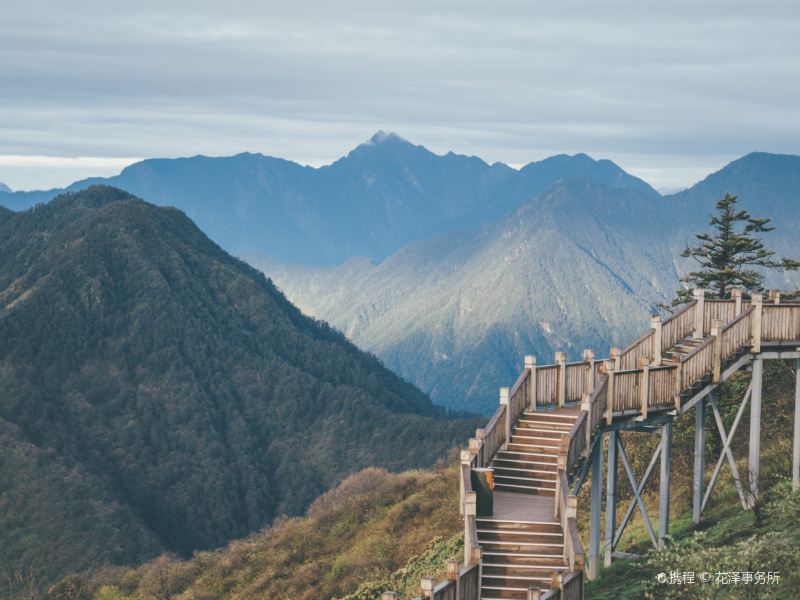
left=491, top=491, right=556, bottom=523
left=453, top=289, right=800, bottom=600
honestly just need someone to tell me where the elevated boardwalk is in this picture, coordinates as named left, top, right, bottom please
left=405, top=289, right=800, bottom=600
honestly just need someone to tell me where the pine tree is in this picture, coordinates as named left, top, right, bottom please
left=676, top=193, right=800, bottom=303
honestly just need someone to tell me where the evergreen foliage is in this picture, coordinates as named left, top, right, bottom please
left=676, top=193, right=800, bottom=302
left=0, top=186, right=478, bottom=588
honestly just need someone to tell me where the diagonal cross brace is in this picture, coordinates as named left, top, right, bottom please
left=702, top=383, right=752, bottom=513
left=614, top=434, right=659, bottom=549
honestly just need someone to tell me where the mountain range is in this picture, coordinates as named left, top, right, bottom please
left=0, top=132, right=657, bottom=266
left=0, top=181, right=10, bottom=193
left=2, top=138, right=797, bottom=414
left=262, top=153, right=800, bottom=413
left=0, top=186, right=477, bottom=584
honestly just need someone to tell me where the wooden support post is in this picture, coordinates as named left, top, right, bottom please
left=381, top=593, right=398, bottom=600
left=420, top=576, right=435, bottom=599
left=446, top=560, right=459, bottom=581
left=693, top=398, right=705, bottom=525
left=555, top=352, right=567, bottom=407
left=610, top=347, right=621, bottom=371
left=468, top=437, right=480, bottom=468
left=768, top=289, right=781, bottom=305
left=639, top=362, right=650, bottom=420
left=526, top=588, right=541, bottom=600
left=605, top=361, right=615, bottom=425
left=751, top=294, right=763, bottom=353
left=651, top=314, right=662, bottom=365
left=464, top=491, right=477, bottom=566
left=674, top=357, right=683, bottom=411
left=551, top=572, right=562, bottom=591
left=693, top=288, right=705, bottom=339
left=604, top=431, right=618, bottom=567
left=581, top=393, right=592, bottom=455
left=525, top=355, right=537, bottom=410
left=658, top=422, right=672, bottom=549
left=584, top=349, right=596, bottom=391
left=732, top=288, right=743, bottom=316
left=588, top=441, right=603, bottom=580
left=794, top=358, right=800, bottom=491
left=710, top=319, right=722, bottom=383
left=500, top=387, right=511, bottom=448
left=460, top=449, right=471, bottom=516
left=749, top=357, right=763, bottom=503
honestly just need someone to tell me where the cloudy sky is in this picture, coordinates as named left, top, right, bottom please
left=1, top=1, right=799, bottom=191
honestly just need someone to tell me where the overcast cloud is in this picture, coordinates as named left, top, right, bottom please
left=1, top=0, right=799, bottom=191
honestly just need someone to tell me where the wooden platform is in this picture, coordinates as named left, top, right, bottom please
left=490, top=491, right=557, bottom=524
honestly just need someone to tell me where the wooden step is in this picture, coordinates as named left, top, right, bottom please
left=476, top=519, right=561, bottom=532
left=493, top=474, right=556, bottom=487
left=510, top=426, right=566, bottom=438
left=478, top=530, right=563, bottom=544
left=492, top=456, right=558, bottom=470
left=506, top=443, right=560, bottom=455
left=509, top=434, right=562, bottom=447
left=491, top=466, right=557, bottom=480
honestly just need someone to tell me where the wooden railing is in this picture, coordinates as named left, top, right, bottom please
left=720, top=307, right=753, bottom=360
left=439, top=290, right=800, bottom=600
left=508, top=368, right=531, bottom=426
left=680, top=336, right=715, bottom=389
left=762, top=305, right=800, bottom=341
left=704, top=299, right=735, bottom=334
left=619, top=329, right=654, bottom=370
left=661, top=299, right=697, bottom=350
left=536, top=365, right=559, bottom=406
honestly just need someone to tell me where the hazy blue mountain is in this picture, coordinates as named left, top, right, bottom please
left=0, top=181, right=10, bottom=193
left=0, top=133, right=657, bottom=265
left=0, top=186, right=477, bottom=583
left=261, top=179, right=679, bottom=414
left=263, top=153, right=800, bottom=413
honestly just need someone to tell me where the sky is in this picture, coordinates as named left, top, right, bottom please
left=1, top=1, right=799, bottom=192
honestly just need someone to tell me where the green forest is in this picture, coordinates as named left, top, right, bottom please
left=0, top=186, right=479, bottom=589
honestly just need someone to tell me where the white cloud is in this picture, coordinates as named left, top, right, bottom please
left=0, top=1, right=799, bottom=189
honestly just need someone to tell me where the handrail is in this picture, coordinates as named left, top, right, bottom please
left=450, top=292, right=800, bottom=600
left=618, top=328, right=654, bottom=370
left=662, top=299, right=697, bottom=350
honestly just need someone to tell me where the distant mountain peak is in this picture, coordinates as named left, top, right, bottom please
left=0, top=181, right=11, bottom=193
left=368, top=130, right=407, bottom=145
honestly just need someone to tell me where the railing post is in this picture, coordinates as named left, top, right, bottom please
left=639, top=362, right=650, bottom=420
left=710, top=319, right=722, bottom=382
left=673, top=356, right=683, bottom=412
left=500, top=388, right=511, bottom=448
left=581, top=392, right=592, bottom=455
left=610, top=347, right=621, bottom=371
left=447, top=560, right=459, bottom=581
left=768, top=289, right=781, bottom=305
left=732, top=288, right=743, bottom=316
left=751, top=294, right=763, bottom=353
left=459, top=449, right=471, bottom=516
left=555, top=352, right=567, bottom=407
left=605, top=361, right=615, bottom=425
left=420, top=576, right=435, bottom=599
left=468, top=437, right=480, bottom=468
left=464, top=491, right=478, bottom=565
left=526, top=588, right=541, bottom=600
left=583, top=349, right=596, bottom=391
left=525, top=355, right=537, bottom=410
left=381, top=593, right=398, bottom=600
left=651, top=314, right=662, bottom=365
left=693, top=288, right=705, bottom=339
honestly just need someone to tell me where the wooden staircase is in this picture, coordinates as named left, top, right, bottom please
left=478, top=409, right=580, bottom=599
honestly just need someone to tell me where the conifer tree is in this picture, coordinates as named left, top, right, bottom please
left=676, top=193, right=799, bottom=303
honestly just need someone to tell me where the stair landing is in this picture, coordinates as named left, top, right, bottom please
left=491, top=491, right=555, bottom=523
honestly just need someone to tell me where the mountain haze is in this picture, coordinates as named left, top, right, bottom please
left=0, top=133, right=657, bottom=266
left=263, top=179, right=678, bottom=413
left=0, top=186, right=477, bottom=583
left=265, top=154, right=800, bottom=413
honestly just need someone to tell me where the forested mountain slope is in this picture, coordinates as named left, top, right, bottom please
left=263, top=179, right=678, bottom=413
left=0, top=186, right=477, bottom=584
left=265, top=154, right=800, bottom=413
